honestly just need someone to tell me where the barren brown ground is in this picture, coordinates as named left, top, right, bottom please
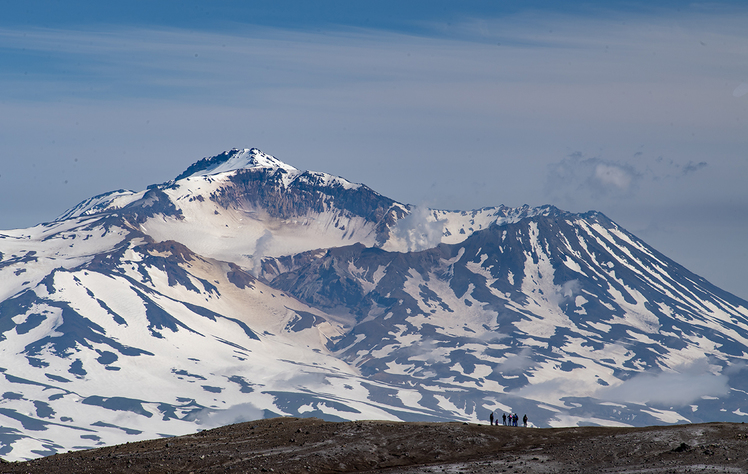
left=2, top=418, right=747, bottom=473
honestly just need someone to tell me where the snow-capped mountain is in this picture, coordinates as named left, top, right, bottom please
left=1, top=148, right=747, bottom=461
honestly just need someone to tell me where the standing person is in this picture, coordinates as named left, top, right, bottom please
left=502, top=413, right=507, bottom=426
left=490, top=412, right=494, bottom=426
left=514, top=413, right=518, bottom=427
left=523, top=414, right=528, bottom=427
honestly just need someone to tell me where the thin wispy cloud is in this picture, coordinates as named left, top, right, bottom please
left=544, top=150, right=712, bottom=205
left=546, top=154, right=642, bottom=203
left=681, top=161, right=708, bottom=175
left=494, top=348, right=536, bottom=375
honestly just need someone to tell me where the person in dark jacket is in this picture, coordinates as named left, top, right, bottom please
left=502, top=413, right=507, bottom=426
left=523, top=414, right=528, bottom=427
left=490, top=412, right=494, bottom=425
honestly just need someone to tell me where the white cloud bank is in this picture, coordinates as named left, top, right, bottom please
left=191, top=402, right=265, bottom=428
left=597, top=359, right=730, bottom=406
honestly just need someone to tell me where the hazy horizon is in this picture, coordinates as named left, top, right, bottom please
left=1, top=0, right=746, bottom=299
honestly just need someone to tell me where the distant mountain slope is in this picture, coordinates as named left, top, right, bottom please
left=0, top=148, right=746, bottom=461
left=262, top=205, right=748, bottom=423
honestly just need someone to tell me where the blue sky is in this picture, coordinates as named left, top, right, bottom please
left=1, top=1, right=747, bottom=298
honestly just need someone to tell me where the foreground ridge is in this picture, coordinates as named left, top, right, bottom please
left=3, top=418, right=748, bottom=473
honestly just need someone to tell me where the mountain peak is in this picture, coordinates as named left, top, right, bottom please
left=175, top=148, right=297, bottom=181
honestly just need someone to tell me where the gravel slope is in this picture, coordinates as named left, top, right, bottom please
left=2, top=418, right=747, bottom=473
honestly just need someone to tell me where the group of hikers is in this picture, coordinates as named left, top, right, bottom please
left=489, top=411, right=527, bottom=427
